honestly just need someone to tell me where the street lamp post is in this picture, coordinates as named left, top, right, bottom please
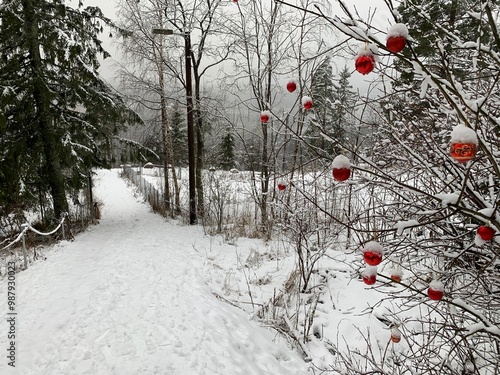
left=152, top=28, right=197, bottom=225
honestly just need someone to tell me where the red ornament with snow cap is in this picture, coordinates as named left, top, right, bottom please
left=427, top=280, right=444, bottom=301
left=355, top=45, right=377, bottom=75
left=277, top=181, right=287, bottom=191
left=390, top=327, right=402, bottom=343
left=332, top=155, right=351, bottom=181
left=362, top=266, right=377, bottom=285
left=302, top=96, right=313, bottom=110
left=363, top=240, right=383, bottom=266
left=386, top=23, right=409, bottom=54
left=390, top=268, right=403, bottom=283
left=286, top=79, right=297, bottom=93
left=260, top=110, right=271, bottom=123
left=450, top=125, right=478, bottom=163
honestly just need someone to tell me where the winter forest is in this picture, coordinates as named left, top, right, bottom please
left=1, top=0, right=499, bottom=374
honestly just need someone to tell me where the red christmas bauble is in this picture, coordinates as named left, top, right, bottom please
left=450, top=142, right=477, bottom=163
left=363, top=251, right=383, bottom=266
left=390, top=328, right=402, bottom=343
left=427, top=285, right=444, bottom=301
left=261, top=114, right=269, bottom=123
left=286, top=81, right=297, bottom=93
left=477, top=226, right=495, bottom=241
left=303, top=100, right=313, bottom=110
left=386, top=36, right=406, bottom=53
left=277, top=183, right=287, bottom=191
left=391, top=274, right=402, bottom=283
left=355, top=54, right=375, bottom=75
left=362, top=274, right=376, bottom=285
left=332, top=167, right=351, bottom=182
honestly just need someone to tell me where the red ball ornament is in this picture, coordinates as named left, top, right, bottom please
left=331, top=155, right=351, bottom=182
left=391, top=269, right=403, bottom=283
left=386, top=36, right=406, bottom=53
left=302, top=96, right=313, bottom=110
left=332, top=168, right=350, bottom=182
left=260, top=110, right=271, bottom=124
left=363, top=241, right=383, bottom=266
left=362, top=267, right=377, bottom=285
left=277, top=182, right=287, bottom=191
left=427, top=280, right=444, bottom=301
left=477, top=226, right=495, bottom=241
left=450, top=143, right=477, bottom=163
left=450, top=125, right=478, bottom=163
left=286, top=80, right=297, bottom=93
left=390, top=328, right=402, bottom=343
left=355, top=54, right=375, bottom=75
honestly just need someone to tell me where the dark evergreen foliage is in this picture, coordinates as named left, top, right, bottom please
left=0, top=0, right=139, bottom=220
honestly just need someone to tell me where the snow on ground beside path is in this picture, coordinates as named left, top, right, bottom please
left=0, top=169, right=310, bottom=375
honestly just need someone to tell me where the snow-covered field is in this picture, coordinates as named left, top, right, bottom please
left=0, top=169, right=311, bottom=375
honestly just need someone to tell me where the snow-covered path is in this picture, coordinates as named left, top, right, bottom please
left=0, top=169, right=308, bottom=375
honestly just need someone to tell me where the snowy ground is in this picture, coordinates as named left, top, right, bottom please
left=0, top=169, right=310, bottom=375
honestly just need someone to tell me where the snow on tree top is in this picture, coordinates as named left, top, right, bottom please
left=429, top=280, right=444, bottom=291
left=450, top=125, right=478, bottom=144
left=332, top=155, right=351, bottom=169
left=301, top=96, right=312, bottom=105
left=387, top=23, right=409, bottom=39
left=363, top=240, right=383, bottom=254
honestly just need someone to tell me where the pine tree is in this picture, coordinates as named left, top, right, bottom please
left=0, top=0, right=138, bottom=220
left=218, top=128, right=236, bottom=171
left=306, top=57, right=347, bottom=157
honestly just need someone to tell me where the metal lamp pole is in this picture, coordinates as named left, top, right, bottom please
left=152, top=28, right=197, bottom=224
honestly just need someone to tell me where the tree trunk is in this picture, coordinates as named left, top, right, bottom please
left=23, top=0, right=68, bottom=219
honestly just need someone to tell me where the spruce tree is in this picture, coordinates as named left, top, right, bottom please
left=218, top=128, right=236, bottom=171
left=171, top=105, right=188, bottom=167
left=0, top=0, right=138, bottom=220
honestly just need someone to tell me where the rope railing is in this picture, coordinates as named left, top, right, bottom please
left=1, top=213, right=67, bottom=270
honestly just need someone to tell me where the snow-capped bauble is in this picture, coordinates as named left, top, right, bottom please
left=477, top=225, right=495, bottom=241
left=355, top=54, right=375, bottom=75
left=386, top=23, right=409, bottom=53
left=286, top=79, right=297, bottom=93
left=260, top=110, right=271, bottom=123
left=390, top=327, right=402, bottom=343
left=362, top=266, right=377, bottom=285
left=391, top=268, right=403, bottom=283
left=302, top=96, right=313, bottom=110
left=450, top=125, right=478, bottom=163
left=427, top=280, right=444, bottom=301
left=363, top=241, right=383, bottom=266
left=277, top=181, right=287, bottom=191
left=332, top=155, right=351, bottom=181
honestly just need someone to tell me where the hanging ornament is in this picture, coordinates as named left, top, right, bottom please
left=362, top=266, right=377, bottom=285
left=427, top=280, right=444, bottom=301
left=331, top=155, right=351, bottom=181
left=450, top=125, right=478, bottom=163
left=286, top=79, right=297, bottom=93
left=355, top=44, right=377, bottom=75
left=390, top=327, right=402, bottom=343
left=477, top=225, right=495, bottom=241
left=260, top=110, right=271, bottom=123
left=277, top=181, right=287, bottom=191
left=302, top=96, right=313, bottom=110
left=390, top=268, right=403, bottom=283
left=363, top=241, right=384, bottom=266
left=386, top=23, right=409, bottom=54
